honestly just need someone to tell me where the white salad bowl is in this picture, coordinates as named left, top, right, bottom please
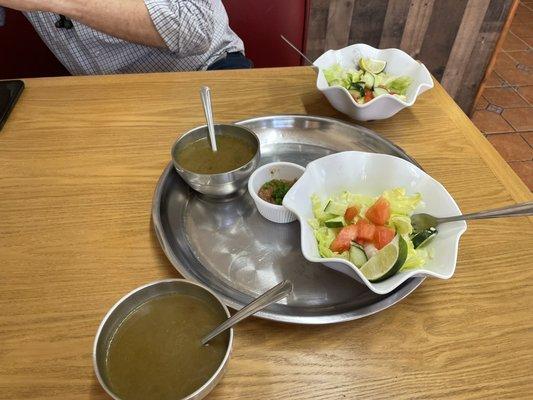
left=282, top=151, right=467, bottom=295
left=314, top=43, right=434, bottom=121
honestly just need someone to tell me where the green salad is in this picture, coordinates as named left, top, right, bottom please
left=309, top=188, right=436, bottom=282
left=324, top=57, right=412, bottom=104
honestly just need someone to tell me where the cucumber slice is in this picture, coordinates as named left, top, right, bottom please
left=349, top=243, right=368, bottom=267
left=322, top=213, right=337, bottom=222
left=323, top=201, right=347, bottom=216
left=410, top=227, right=437, bottom=249
left=349, top=89, right=361, bottom=100
left=351, top=82, right=366, bottom=98
left=324, top=216, right=345, bottom=228
left=362, top=72, right=375, bottom=89
left=373, top=87, right=389, bottom=97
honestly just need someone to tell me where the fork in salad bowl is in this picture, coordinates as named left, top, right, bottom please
left=411, top=201, right=533, bottom=233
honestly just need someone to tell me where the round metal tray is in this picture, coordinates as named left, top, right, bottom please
left=152, top=115, right=424, bottom=324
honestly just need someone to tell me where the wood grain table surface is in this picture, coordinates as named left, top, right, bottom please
left=1, top=67, right=532, bottom=399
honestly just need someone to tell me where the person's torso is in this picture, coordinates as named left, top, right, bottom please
left=24, top=2, right=243, bottom=75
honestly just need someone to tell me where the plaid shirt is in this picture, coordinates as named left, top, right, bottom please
left=23, top=1, right=243, bottom=75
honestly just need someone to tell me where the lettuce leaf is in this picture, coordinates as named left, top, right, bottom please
left=401, top=234, right=431, bottom=270
left=311, top=194, right=335, bottom=221
left=323, top=64, right=351, bottom=89
left=308, top=218, right=320, bottom=230
left=389, top=214, right=413, bottom=235
left=338, top=191, right=375, bottom=214
left=379, top=75, right=412, bottom=95
left=346, top=69, right=363, bottom=84
left=382, top=188, right=422, bottom=216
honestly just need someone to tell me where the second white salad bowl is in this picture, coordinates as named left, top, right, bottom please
left=314, top=43, right=434, bottom=121
left=282, top=151, right=467, bottom=295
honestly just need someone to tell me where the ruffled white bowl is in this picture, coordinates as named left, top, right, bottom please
left=282, top=151, right=467, bottom=295
left=314, top=43, right=434, bottom=121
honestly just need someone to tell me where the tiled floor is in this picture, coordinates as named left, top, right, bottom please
left=471, top=1, right=533, bottom=191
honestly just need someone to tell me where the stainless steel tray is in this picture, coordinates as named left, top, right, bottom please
left=152, top=115, right=424, bottom=324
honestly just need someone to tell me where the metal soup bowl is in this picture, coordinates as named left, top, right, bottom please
left=171, top=124, right=260, bottom=197
left=93, top=279, right=233, bottom=400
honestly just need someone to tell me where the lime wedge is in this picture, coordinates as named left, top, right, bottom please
left=359, top=235, right=407, bottom=282
left=359, top=58, right=387, bottom=74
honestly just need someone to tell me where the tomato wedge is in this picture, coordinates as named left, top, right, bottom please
left=344, top=206, right=359, bottom=223
left=366, top=197, right=391, bottom=226
left=355, top=219, right=375, bottom=244
left=364, top=88, right=374, bottom=103
left=373, top=226, right=395, bottom=250
left=329, top=224, right=358, bottom=253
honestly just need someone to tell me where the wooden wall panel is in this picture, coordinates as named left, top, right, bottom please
left=472, top=0, right=519, bottom=108
left=441, top=0, right=492, bottom=97
left=306, top=0, right=330, bottom=63
left=348, top=0, right=389, bottom=48
left=399, top=0, right=435, bottom=58
left=379, top=0, right=411, bottom=49
left=418, top=0, right=469, bottom=81
left=453, top=0, right=515, bottom=110
left=306, top=0, right=515, bottom=114
left=324, top=0, right=355, bottom=50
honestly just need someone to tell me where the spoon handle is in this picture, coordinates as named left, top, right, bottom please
left=437, top=201, right=533, bottom=223
left=200, top=86, right=217, bottom=152
left=201, top=280, right=293, bottom=345
left=280, top=35, right=315, bottom=67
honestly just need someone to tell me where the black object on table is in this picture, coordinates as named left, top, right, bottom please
left=0, top=80, right=24, bottom=132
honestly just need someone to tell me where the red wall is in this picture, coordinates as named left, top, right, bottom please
left=0, top=2, right=309, bottom=79
left=222, top=0, right=309, bottom=67
left=0, top=8, right=69, bottom=79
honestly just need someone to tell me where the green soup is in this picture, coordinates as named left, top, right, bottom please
left=105, top=293, right=229, bottom=400
left=176, top=135, right=256, bottom=174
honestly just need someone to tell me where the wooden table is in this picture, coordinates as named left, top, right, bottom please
left=1, top=67, right=532, bottom=399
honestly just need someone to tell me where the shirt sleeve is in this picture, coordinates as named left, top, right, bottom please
left=143, top=0, right=215, bottom=55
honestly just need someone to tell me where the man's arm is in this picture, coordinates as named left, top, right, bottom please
left=0, top=0, right=215, bottom=54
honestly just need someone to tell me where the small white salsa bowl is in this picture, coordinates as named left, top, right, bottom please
left=248, top=162, right=305, bottom=224
left=282, top=151, right=467, bottom=295
left=314, top=43, right=434, bottom=121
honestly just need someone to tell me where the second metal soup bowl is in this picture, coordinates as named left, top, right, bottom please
left=171, top=124, right=260, bottom=197
left=93, top=279, right=233, bottom=400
